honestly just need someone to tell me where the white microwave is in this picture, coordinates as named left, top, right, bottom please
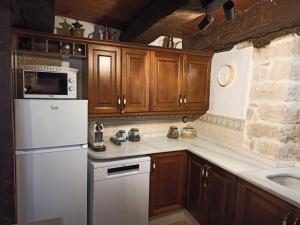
left=21, top=65, right=78, bottom=99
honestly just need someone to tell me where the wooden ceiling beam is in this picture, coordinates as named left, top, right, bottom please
left=183, top=0, right=300, bottom=51
left=119, top=0, right=262, bottom=45
left=119, top=0, right=190, bottom=42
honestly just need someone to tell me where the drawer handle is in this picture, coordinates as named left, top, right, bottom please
left=294, top=218, right=299, bottom=225
left=152, top=162, right=156, bottom=171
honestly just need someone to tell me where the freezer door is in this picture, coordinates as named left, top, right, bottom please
left=16, top=147, right=87, bottom=225
left=15, top=99, right=87, bottom=149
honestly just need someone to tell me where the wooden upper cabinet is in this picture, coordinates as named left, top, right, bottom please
left=87, top=43, right=211, bottom=116
left=150, top=51, right=183, bottom=112
left=121, top=48, right=150, bottom=113
left=182, top=54, right=211, bottom=111
left=88, top=45, right=121, bottom=114
left=235, top=180, right=294, bottom=225
left=149, top=151, right=187, bottom=217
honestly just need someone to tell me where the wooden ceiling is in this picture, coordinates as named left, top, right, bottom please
left=182, top=0, right=262, bottom=36
left=54, top=0, right=300, bottom=51
left=55, top=0, right=152, bottom=29
left=55, top=0, right=264, bottom=42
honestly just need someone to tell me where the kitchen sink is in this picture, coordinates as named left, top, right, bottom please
left=267, top=175, right=300, bottom=193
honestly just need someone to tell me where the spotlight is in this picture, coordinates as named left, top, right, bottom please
left=223, top=0, right=235, bottom=21
left=198, top=13, right=214, bottom=31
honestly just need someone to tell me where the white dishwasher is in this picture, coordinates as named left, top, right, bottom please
left=88, top=156, right=151, bottom=225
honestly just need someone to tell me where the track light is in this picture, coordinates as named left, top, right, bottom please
left=198, top=12, right=214, bottom=31
left=223, top=0, right=235, bottom=21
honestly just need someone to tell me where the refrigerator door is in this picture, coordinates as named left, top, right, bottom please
left=15, top=99, right=87, bottom=149
left=16, top=146, right=87, bottom=225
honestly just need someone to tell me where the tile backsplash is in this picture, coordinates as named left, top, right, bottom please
left=89, top=114, right=200, bottom=137
left=194, top=113, right=245, bottom=149
left=198, top=113, right=245, bottom=131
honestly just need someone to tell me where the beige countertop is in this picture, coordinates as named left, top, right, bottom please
left=88, top=134, right=300, bottom=208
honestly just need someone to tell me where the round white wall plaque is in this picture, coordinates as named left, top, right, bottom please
left=217, top=65, right=235, bottom=87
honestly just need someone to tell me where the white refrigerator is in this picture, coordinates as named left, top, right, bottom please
left=15, top=99, right=88, bottom=225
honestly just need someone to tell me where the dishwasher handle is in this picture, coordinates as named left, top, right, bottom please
left=107, top=164, right=140, bottom=176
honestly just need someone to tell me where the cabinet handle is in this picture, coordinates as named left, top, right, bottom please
left=121, top=95, right=126, bottom=114
left=123, top=95, right=127, bottom=105
left=202, top=165, right=207, bottom=188
left=282, top=214, right=290, bottom=225
left=183, top=95, right=187, bottom=105
left=152, top=162, right=156, bottom=171
left=117, top=96, right=121, bottom=109
left=294, top=218, right=299, bottom=225
left=205, top=166, right=211, bottom=178
left=179, top=94, right=183, bottom=106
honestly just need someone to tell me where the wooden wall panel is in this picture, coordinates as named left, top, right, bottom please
left=0, top=0, right=15, bottom=224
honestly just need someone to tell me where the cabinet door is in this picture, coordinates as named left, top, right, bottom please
left=121, top=48, right=150, bottom=113
left=150, top=51, right=182, bottom=112
left=235, top=180, right=294, bottom=225
left=186, top=153, right=207, bottom=225
left=205, top=165, right=237, bottom=225
left=182, top=54, right=211, bottom=111
left=88, top=45, right=121, bottom=114
left=293, top=209, right=300, bottom=225
left=149, top=151, right=187, bottom=217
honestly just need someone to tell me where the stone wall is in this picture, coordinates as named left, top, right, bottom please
left=197, top=34, right=300, bottom=163
left=244, top=34, right=300, bottom=161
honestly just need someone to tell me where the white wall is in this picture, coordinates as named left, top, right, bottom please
left=149, top=36, right=182, bottom=49
left=209, top=45, right=253, bottom=119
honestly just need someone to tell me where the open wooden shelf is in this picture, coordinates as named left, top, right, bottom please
left=15, top=34, right=86, bottom=58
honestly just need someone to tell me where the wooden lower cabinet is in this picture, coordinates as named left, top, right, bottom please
left=235, top=180, right=294, bottom=225
left=186, top=153, right=207, bottom=225
left=186, top=153, right=236, bottom=225
left=206, top=165, right=237, bottom=225
left=293, top=209, right=300, bottom=225
left=149, top=151, right=300, bottom=225
left=149, top=151, right=187, bottom=217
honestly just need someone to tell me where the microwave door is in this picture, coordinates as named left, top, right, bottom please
left=23, top=71, right=71, bottom=99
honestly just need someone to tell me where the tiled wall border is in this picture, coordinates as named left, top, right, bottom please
left=89, top=114, right=201, bottom=126
left=199, top=113, right=245, bottom=131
